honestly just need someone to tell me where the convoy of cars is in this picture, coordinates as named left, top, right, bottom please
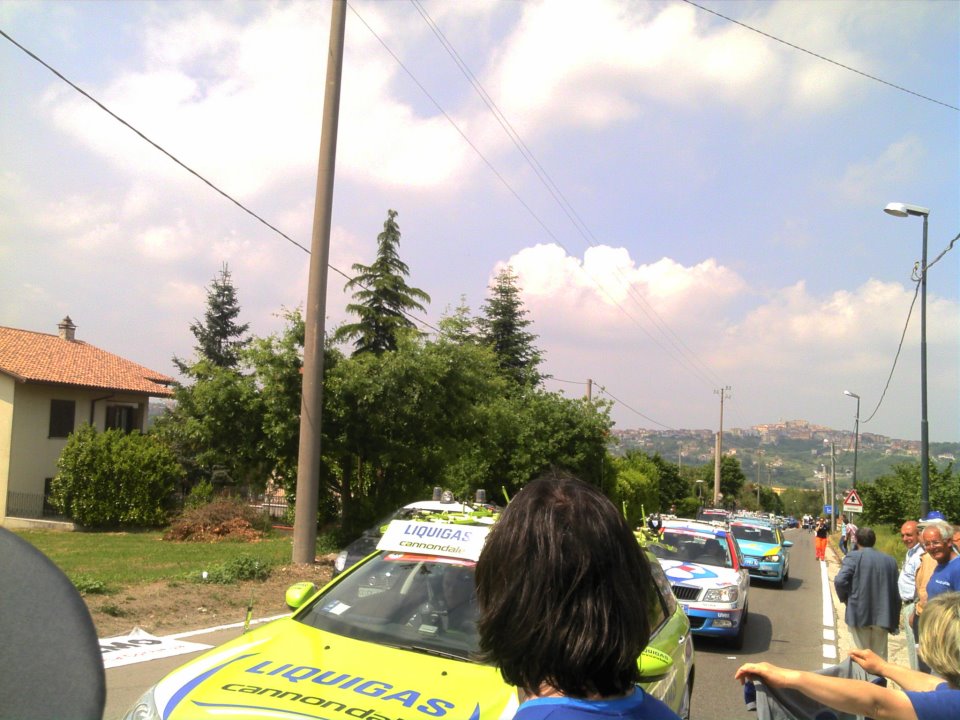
left=122, top=490, right=797, bottom=720
left=124, top=502, right=696, bottom=720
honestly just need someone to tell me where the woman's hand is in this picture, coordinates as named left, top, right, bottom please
left=849, top=648, right=887, bottom=676
left=734, top=662, right=799, bottom=689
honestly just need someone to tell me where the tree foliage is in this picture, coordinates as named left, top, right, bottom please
left=176, top=263, right=249, bottom=371
left=859, top=461, right=959, bottom=530
left=151, top=359, right=265, bottom=489
left=699, top=455, right=746, bottom=508
left=334, top=209, right=431, bottom=355
left=610, top=452, right=661, bottom=527
left=477, top=267, right=544, bottom=387
left=51, top=425, right=183, bottom=528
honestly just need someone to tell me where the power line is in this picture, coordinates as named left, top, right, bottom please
left=862, top=231, right=959, bottom=425
left=682, top=0, right=959, bottom=112
left=0, top=26, right=442, bottom=337
left=405, top=1, right=726, bottom=391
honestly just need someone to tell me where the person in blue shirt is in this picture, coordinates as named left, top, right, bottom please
left=920, top=522, right=960, bottom=601
left=735, top=591, right=960, bottom=719
left=475, top=473, right=680, bottom=720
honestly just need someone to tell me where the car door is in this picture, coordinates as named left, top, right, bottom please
left=727, top=534, right=751, bottom=604
left=645, top=559, right=691, bottom=712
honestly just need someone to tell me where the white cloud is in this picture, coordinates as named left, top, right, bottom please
left=835, top=136, right=925, bottom=204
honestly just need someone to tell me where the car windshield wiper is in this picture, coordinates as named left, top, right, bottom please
left=385, top=643, right=471, bottom=661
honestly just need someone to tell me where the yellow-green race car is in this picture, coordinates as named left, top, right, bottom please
left=124, top=517, right=695, bottom=720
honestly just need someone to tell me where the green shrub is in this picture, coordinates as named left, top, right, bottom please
left=185, top=480, right=215, bottom=509
left=71, top=574, right=108, bottom=595
left=51, top=425, right=184, bottom=528
left=194, top=555, right=271, bottom=584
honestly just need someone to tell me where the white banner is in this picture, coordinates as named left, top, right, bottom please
left=100, top=627, right=212, bottom=669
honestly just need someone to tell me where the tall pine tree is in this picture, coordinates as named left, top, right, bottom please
left=174, top=263, right=249, bottom=372
left=334, top=210, right=431, bottom=355
left=477, top=267, right=544, bottom=387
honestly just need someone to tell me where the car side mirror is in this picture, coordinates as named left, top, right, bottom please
left=637, top=646, right=674, bottom=682
left=742, top=557, right=760, bottom=569
left=285, top=582, right=317, bottom=610
left=783, top=541, right=793, bottom=548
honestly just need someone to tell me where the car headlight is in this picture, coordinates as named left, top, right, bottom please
left=767, top=554, right=781, bottom=563
left=703, top=586, right=739, bottom=603
left=122, top=687, right=160, bottom=720
left=334, top=550, right=348, bottom=573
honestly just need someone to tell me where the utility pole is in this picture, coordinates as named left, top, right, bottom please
left=756, top=448, right=763, bottom=509
left=293, top=0, right=346, bottom=565
left=830, top=442, right=837, bottom=532
left=713, top=386, right=731, bottom=506
left=586, top=378, right=593, bottom=401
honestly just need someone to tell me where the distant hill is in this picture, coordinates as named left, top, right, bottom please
left=611, top=420, right=958, bottom=489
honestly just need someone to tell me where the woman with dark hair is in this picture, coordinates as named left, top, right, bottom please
left=475, top=472, right=680, bottom=719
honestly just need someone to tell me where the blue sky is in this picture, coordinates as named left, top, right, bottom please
left=1, top=0, right=957, bottom=442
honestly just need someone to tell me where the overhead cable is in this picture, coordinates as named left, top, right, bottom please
left=682, top=0, right=959, bottom=112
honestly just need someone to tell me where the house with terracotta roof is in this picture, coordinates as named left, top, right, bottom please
left=0, top=317, right=174, bottom=526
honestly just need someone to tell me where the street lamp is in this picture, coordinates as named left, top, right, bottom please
left=884, top=202, right=931, bottom=518
left=696, top=478, right=705, bottom=506
left=843, top=390, right=860, bottom=489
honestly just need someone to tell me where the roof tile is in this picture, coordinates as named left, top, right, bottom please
left=0, top=326, right=174, bottom=396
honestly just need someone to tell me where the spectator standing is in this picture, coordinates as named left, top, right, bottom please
left=475, top=473, right=681, bottom=720
left=834, top=527, right=901, bottom=660
left=845, top=517, right=859, bottom=553
left=896, top=520, right=924, bottom=670
left=814, top=518, right=829, bottom=561
left=839, top=515, right=849, bottom=555
left=921, top=522, right=960, bottom=602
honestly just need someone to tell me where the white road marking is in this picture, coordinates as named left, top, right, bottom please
left=821, top=552, right=837, bottom=665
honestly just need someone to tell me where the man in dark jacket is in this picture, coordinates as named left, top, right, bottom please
left=834, top=527, right=901, bottom=660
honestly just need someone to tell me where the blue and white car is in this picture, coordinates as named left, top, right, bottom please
left=648, top=520, right=755, bottom=649
left=729, top=520, right=793, bottom=588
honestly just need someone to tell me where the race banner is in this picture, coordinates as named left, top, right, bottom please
left=100, top=627, right=212, bottom=669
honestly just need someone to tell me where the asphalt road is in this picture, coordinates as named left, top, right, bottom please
left=103, top=527, right=830, bottom=720
left=690, top=527, right=830, bottom=719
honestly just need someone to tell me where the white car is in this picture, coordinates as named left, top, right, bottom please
left=647, top=519, right=755, bottom=649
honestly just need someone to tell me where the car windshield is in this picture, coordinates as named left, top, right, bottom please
left=648, top=530, right=732, bottom=568
left=295, top=552, right=480, bottom=661
left=731, top=525, right=779, bottom=545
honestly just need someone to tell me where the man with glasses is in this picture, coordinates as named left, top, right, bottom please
left=897, top=520, right=924, bottom=670
left=921, top=522, right=960, bottom=602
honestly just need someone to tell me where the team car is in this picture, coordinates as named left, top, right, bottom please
left=124, top=512, right=696, bottom=720
left=728, top=519, right=793, bottom=588
left=333, top=490, right=500, bottom=576
left=647, top=519, right=755, bottom=649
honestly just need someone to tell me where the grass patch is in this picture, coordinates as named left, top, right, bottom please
left=15, top=529, right=299, bottom=587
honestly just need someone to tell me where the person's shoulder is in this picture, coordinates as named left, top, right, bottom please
left=905, top=683, right=960, bottom=717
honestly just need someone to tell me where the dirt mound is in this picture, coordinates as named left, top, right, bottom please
left=86, top=557, right=336, bottom=638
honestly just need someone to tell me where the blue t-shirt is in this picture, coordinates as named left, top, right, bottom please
left=905, top=682, right=960, bottom=720
left=513, top=688, right=681, bottom=719
left=926, top=556, right=960, bottom=601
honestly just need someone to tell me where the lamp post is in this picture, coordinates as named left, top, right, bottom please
left=696, top=479, right=705, bottom=506
left=884, top=202, right=931, bottom=519
left=843, top=390, right=860, bottom=489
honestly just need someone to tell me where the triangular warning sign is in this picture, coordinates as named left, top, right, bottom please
left=843, top=489, right=863, bottom=507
